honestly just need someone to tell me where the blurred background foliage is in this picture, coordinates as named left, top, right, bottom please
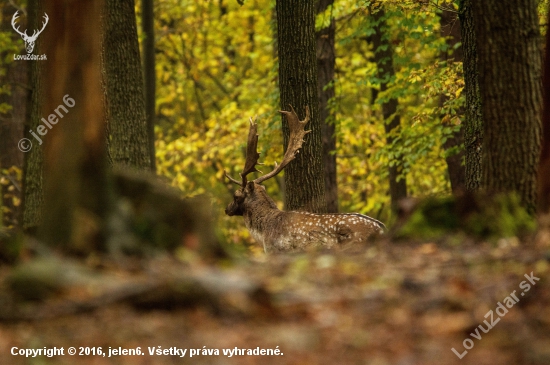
left=131, top=0, right=549, bottom=249
left=134, top=0, right=467, bottom=249
left=2, top=0, right=547, bottom=250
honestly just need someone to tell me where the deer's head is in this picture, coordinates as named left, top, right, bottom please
left=12, top=11, right=49, bottom=54
left=226, top=181, right=277, bottom=216
left=224, top=105, right=310, bottom=216
left=225, top=184, right=247, bottom=216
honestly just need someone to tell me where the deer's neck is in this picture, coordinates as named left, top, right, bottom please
left=242, top=190, right=283, bottom=246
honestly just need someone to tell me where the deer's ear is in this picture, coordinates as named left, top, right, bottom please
left=247, top=181, right=255, bottom=192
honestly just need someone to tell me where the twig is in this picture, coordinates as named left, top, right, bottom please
left=430, top=1, right=459, bottom=14
left=8, top=0, right=25, bottom=15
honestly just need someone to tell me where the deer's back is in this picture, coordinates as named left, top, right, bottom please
left=264, top=211, right=385, bottom=253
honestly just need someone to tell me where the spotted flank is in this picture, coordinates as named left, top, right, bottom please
left=339, top=213, right=386, bottom=232
left=238, top=194, right=387, bottom=253
left=262, top=210, right=388, bottom=251
left=293, top=212, right=385, bottom=231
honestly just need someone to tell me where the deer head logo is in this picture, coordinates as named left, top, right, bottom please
left=11, top=11, right=49, bottom=54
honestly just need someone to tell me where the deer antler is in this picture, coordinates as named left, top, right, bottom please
left=11, top=11, right=26, bottom=38
left=224, top=105, right=310, bottom=187
left=11, top=12, right=48, bottom=40
left=30, top=13, right=49, bottom=40
left=254, top=105, right=310, bottom=184
left=224, top=117, right=262, bottom=187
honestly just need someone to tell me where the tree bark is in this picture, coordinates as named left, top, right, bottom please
left=141, top=0, right=156, bottom=172
left=439, top=8, right=465, bottom=194
left=22, top=0, right=45, bottom=231
left=39, top=0, right=109, bottom=250
left=276, top=0, right=327, bottom=213
left=538, top=5, right=550, bottom=213
left=459, top=0, right=483, bottom=192
left=102, top=0, right=151, bottom=169
left=0, top=3, right=27, bottom=228
left=472, top=0, right=542, bottom=213
left=370, top=6, right=407, bottom=212
left=316, top=0, right=338, bottom=213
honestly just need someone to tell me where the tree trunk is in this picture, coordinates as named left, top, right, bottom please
left=22, top=0, right=45, bottom=231
left=102, top=0, right=151, bottom=169
left=316, top=0, right=338, bottom=213
left=0, top=4, right=27, bottom=228
left=370, top=6, right=407, bottom=212
left=538, top=6, right=550, bottom=213
left=39, top=0, right=109, bottom=250
left=472, top=0, right=542, bottom=213
left=459, top=0, right=483, bottom=192
left=276, top=0, right=327, bottom=213
left=141, top=0, right=157, bottom=172
left=439, top=8, right=465, bottom=194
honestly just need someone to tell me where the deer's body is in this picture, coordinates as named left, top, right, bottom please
left=227, top=182, right=385, bottom=253
left=225, top=106, right=386, bottom=253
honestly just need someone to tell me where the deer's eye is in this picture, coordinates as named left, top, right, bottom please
left=234, top=190, right=247, bottom=203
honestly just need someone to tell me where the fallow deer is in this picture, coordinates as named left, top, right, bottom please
left=225, top=105, right=385, bottom=253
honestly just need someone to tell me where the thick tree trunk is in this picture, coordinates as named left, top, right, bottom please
left=39, top=0, right=109, bottom=250
left=0, top=4, right=27, bottom=228
left=370, top=6, right=407, bottom=212
left=538, top=6, right=550, bottom=213
left=22, top=0, right=45, bottom=231
left=472, top=0, right=542, bottom=213
left=439, top=9, right=465, bottom=194
left=102, top=0, right=151, bottom=169
left=141, top=0, right=157, bottom=172
left=459, top=0, right=483, bottom=192
left=276, top=0, right=327, bottom=213
left=316, top=0, right=338, bottom=213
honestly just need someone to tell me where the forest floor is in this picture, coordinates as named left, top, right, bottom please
left=0, top=226, right=549, bottom=365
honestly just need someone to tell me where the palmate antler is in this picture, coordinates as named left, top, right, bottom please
left=254, top=105, right=311, bottom=184
left=225, top=105, right=311, bottom=187
left=224, top=117, right=262, bottom=186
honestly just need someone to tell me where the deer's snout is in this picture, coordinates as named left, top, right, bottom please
left=225, top=201, right=242, bottom=216
left=225, top=204, right=234, bottom=216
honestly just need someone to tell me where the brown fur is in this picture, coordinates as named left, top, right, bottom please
left=227, top=182, right=385, bottom=253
